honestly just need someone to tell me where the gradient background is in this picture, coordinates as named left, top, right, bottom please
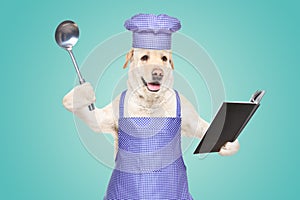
left=1, top=0, right=299, bottom=199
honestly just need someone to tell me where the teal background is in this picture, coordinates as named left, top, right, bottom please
left=1, top=0, right=299, bottom=199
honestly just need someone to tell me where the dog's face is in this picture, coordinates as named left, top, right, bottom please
left=123, top=48, right=174, bottom=97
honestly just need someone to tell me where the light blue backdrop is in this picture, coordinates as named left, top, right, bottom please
left=1, top=0, right=299, bottom=199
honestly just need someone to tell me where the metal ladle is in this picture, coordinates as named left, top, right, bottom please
left=55, top=20, right=94, bottom=111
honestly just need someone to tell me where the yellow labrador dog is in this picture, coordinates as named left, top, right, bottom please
left=63, top=48, right=240, bottom=156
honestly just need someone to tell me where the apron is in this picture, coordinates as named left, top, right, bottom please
left=104, top=90, right=193, bottom=200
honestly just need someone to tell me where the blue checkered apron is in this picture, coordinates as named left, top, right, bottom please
left=104, top=90, right=193, bottom=200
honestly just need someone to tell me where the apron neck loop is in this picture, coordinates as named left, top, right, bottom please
left=174, top=90, right=181, bottom=118
left=119, top=90, right=127, bottom=118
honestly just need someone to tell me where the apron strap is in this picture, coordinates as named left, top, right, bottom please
left=119, top=90, right=127, bottom=118
left=174, top=90, right=181, bottom=118
left=119, top=90, right=181, bottom=118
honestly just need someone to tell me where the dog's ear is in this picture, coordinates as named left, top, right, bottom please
left=123, top=49, right=134, bottom=69
left=169, top=53, right=174, bottom=69
left=170, top=59, right=174, bottom=69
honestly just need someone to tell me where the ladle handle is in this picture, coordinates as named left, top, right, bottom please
left=67, top=50, right=85, bottom=84
left=67, top=50, right=95, bottom=111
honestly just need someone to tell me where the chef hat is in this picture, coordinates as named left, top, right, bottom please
left=124, top=13, right=181, bottom=50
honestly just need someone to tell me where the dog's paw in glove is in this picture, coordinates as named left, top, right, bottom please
left=218, top=139, right=240, bottom=156
left=63, top=82, right=96, bottom=112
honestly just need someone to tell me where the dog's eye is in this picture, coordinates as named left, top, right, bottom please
left=161, top=56, right=168, bottom=62
left=141, top=55, right=149, bottom=61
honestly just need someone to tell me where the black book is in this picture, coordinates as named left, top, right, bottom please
left=193, top=90, right=265, bottom=154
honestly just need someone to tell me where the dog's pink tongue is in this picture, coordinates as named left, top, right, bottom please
left=147, top=83, right=160, bottom=91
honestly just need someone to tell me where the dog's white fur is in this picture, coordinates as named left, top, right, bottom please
left=63, top=48, right=240, bottom=156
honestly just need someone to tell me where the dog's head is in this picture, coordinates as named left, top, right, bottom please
left=123, top=48, right=174, bottom=97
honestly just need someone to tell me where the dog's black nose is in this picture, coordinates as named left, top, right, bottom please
left=152, top=68, right=164, bottom=81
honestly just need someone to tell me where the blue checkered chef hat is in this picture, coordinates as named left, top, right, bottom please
left=124, top=13, right=181, bottom=50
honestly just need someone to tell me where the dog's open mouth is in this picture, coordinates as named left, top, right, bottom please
left=141, top=77, right=161, bottom=92
left=147, top=82, right=161, bottom=92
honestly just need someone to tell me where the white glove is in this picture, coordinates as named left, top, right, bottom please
left=218, top=139, right=240, bottom=156
left=62, top=82, right=96, bottom=112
